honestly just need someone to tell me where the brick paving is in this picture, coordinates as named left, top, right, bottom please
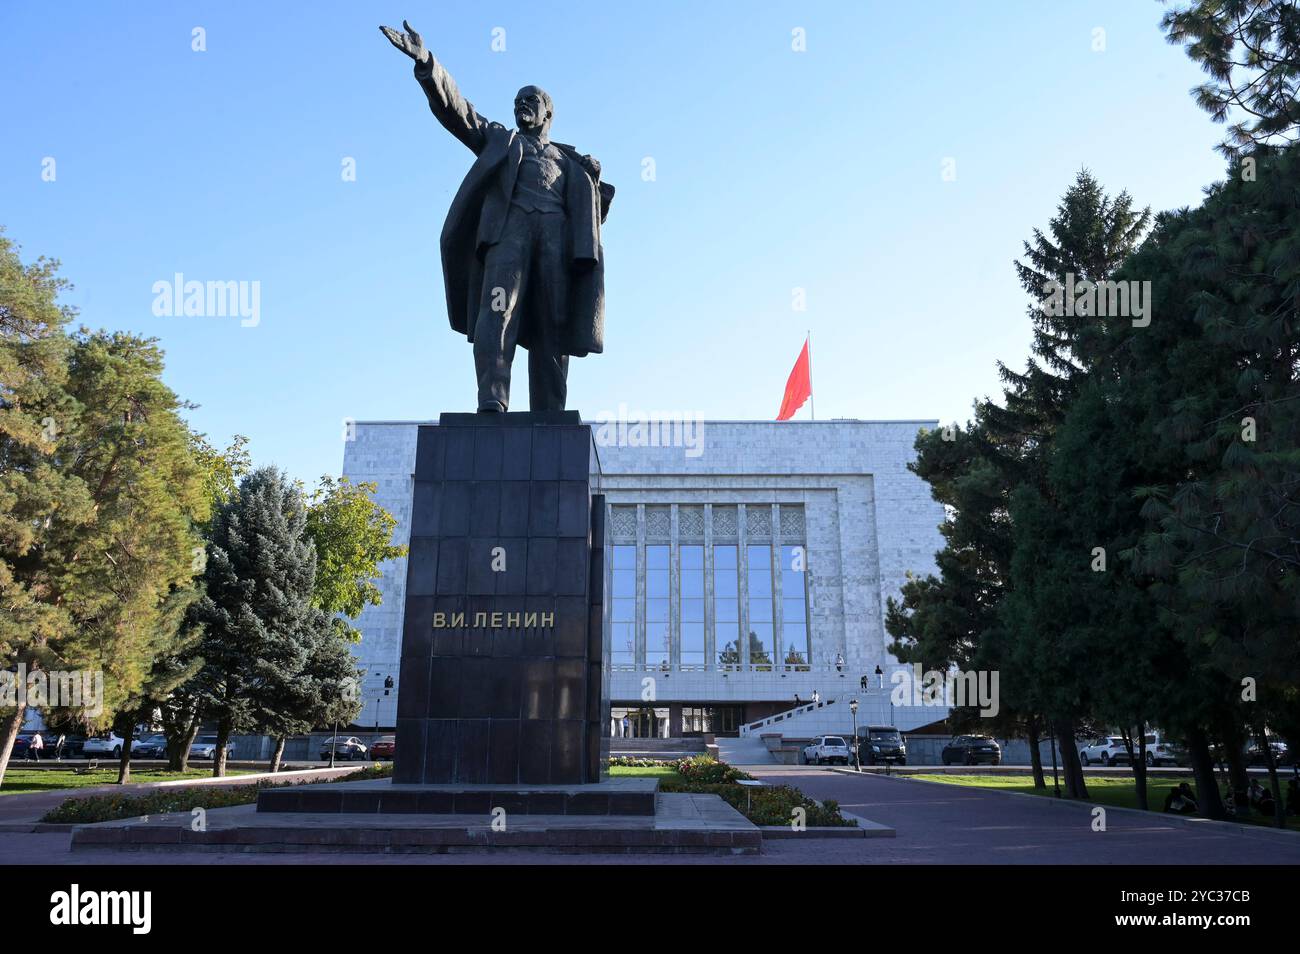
left=3, top=766, right=1296, bottom=864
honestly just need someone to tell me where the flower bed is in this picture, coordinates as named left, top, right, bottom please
left=613, top=755, right=856, bottom=827
left=41, top=761, right=392, bottom=825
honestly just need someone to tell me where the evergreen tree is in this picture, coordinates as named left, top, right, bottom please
left=1163, top=0, right=1300, bottom=158
left=190, top=467, right=359, bottom=776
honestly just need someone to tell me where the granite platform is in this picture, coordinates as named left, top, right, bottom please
left=254, top=777, right=657, bottom=816
left=69, top=791, right=761, bottom=855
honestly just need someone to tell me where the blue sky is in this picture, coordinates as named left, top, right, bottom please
left=1, top=1, right=1228, bottom=483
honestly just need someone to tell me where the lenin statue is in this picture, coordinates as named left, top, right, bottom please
left=381, top=20, right=614, bottom=413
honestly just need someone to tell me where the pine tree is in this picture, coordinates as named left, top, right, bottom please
left=1, top=235, right=206, bottom=785
left=1163, top=0, right=1300, bottom=158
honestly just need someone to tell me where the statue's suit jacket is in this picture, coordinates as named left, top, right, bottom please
left=414, top=56, right=613, bottom=357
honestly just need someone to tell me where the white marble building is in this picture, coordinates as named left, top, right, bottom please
left=340, top=419, right=947, bottom=739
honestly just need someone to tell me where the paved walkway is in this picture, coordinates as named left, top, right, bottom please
left=2, top=767, right=1296, bottom=864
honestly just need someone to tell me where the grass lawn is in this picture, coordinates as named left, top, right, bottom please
left=911, top=773, right=1299, bottom=831
left=1, top=767, right=252, bottom=796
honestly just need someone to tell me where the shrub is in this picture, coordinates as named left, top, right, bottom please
left=42, top=762, right=388, bottom=825
left=607, top=756, right=675, bottom=768
left=674, top=755, right=751, bottom=785
left=661, top=758, right=855, bottom=827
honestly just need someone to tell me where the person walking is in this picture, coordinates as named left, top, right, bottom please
left=28, top=732, right=44, bottom=762
left=835, top=653, right=844, bottom=672
left=54, top=734, right=66, bottom=761
left=812, top=689, right=821, bottom=704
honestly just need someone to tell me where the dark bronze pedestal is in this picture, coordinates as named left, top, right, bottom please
left=394, top=411, right=609, bottom=784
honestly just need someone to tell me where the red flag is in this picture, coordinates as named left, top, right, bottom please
left=776, top=339, right=812, bottom=420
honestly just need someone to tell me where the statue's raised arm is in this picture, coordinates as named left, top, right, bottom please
left=379, top=20, right=493, bottom=155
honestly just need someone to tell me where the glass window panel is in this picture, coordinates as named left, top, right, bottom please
left=646, top=545, right=670, bottom=570
left=714, top=571, right=737, bottom=598
left=646, top=572, right=669, bottom=599
left=682, top=598, right=704, bottom=623
left=749, top=624, right=774, bottom=667
left=749, top=598, right=772, bottom=622
left=783, top=624, right=809, bottom=663
left=747, top=545, right=771, bottom=569
left=613, top=571, right=636, bottom=598
left=680, top=545, right=704, bottom=570
left=681, top=622, right=705, bottom=664
left=612, top=597, right=635, bottom=622
left=748, top=573, right=771, bottom=598
left=646, top=598, right=670, bottom=622
left=613, top=545, right=637, bottom=569
left=780, top=544, right=804, bottom=573
left=612, top=621, right=635, bottom=665
left=647, top=620, right=670, bottom=666
left=681, top=573, right=704, bottom=598
left=717, top=636, right=742, bottom=666
left=713, top=545, right=737, bottom=569
left=716, top=597, right=739, bottom=622
left=783, top=597, right=806, bottom=622
left=782, top=569, right=805, bottom=594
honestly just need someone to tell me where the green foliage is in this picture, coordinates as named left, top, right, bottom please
left=1, top=234, right=210, bottom=786
left=188, top=468, right=363, bottom=762
left=1162, top=0, right=1300, bottom=158
left=673, top=754, right=750, bottom=784
left=40, top=761, right=391, bottom=824
left=304, top=476, right=406, bottom=625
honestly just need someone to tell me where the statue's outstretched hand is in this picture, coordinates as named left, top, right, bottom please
left=379, top=20, right=428, bottom=63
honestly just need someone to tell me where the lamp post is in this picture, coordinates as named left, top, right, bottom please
left=849, top=698, right=860, bottom=772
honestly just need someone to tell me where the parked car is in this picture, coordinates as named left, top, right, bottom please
left=189, top=736, right=235, bottom=761
left=1078, top=737, right=1130, bottom=766
left=320, top=736, right=368, bottom=761
left=1143, top=733, right=1186, bottom=767
left=82, top=733, right=127, bottom=758
left=1246, top=738, right=1289, bottom=766
left=855, top=725, right=906, bottom=765
left=131, top=735, right=169, bottom=759
left=12, top=732, right=34, bottom=759
left=800, top=735, right=851, bottom=765
left=941, top=735, right=1002, bottom=766
left=369, top=736, right=396, bottom=761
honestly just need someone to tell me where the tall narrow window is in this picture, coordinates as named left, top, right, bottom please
left=646, top=545, right=670, bottom=669
left=713, top=545, right=739, bottom=667
left=747, top=545, right=774, bottom=669
left=611, top=545, right=636, bottom=668
left=781, top=544, right=810, bottom=667
left=680, top=545, right=705, bottom=668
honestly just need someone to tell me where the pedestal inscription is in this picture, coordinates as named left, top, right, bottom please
left=394, top=411, right=608, bottom=784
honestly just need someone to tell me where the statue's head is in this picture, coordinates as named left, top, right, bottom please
left=514, top=86, right=553, bottom=136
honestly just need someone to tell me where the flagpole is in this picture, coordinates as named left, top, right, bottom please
left=807, top=330, right=815, bottom=421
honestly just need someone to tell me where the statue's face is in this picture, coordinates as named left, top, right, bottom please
left=514, top=86, right=552, bottom=134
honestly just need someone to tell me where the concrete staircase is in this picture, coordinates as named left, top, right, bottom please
left=610, top=737, right=706, bottom=759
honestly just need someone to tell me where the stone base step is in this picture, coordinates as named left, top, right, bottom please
left=71, top=793, right=760, bottom=855
left=255, top=778, right=657, bottom=817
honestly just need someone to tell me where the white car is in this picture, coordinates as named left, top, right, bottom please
left=801, top=735, right=851, bottom=766
left=1078, top=736, right=1131, bottom=766
left=190, top=736, right=235, bottom=761
left=81, top=733, right=127, bottom=757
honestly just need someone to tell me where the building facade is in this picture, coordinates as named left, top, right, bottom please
left=340, top=419, right=947, bottom=739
